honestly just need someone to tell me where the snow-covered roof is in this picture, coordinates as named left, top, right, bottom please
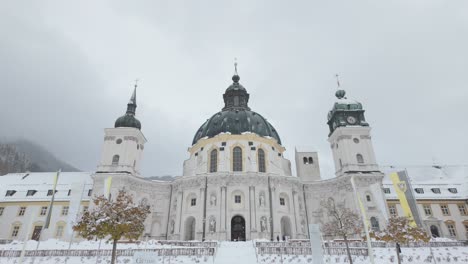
left=0, top=172, right=93, bottom=202
left=295, top=146, right=317, bottom=153
left=381, top=166, right=467, bottom=200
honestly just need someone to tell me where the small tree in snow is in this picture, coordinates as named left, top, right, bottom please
left=369, top=216, right=430, bottom=264
left=320, top=198, right=362, bottom=264
left=73, top=189, right=150, bottom=264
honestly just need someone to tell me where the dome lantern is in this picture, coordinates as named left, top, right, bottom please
left=192, top=63, right=281, bottom=145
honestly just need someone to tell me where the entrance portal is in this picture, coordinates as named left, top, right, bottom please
left=231, top=215, right=246, bottom=241
left=184, top=217, right=196, bottom=241
left=280, top=216, right=292, bottom=240
left=430, top=225, right=440, bottom=238
left=31, top=226, right=43, bottom=241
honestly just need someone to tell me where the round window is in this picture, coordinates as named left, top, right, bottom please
left=116, top=139, right=122, bottom=144
left=353, top=138, right=360, bottom=144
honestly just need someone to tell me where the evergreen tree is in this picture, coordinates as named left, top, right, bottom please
left=73, top=189, right=150, bottom=264
left=370, top=216, right=430, bottom=264
left=320, top=198, right=362, bottom=264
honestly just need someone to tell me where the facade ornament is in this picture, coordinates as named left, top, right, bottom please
left=209, top=217, right=216, bottom=232
left=210, top=194, right=217, bottom=206
left=259, top=193, right=265, bottom=207
left=260, top=216, right=268, bottom=232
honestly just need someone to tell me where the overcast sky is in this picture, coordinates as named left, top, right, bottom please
left=1, top=1, right=467, bottom=178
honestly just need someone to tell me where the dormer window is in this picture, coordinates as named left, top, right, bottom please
left=5, top=190, right=16, bottom=197
left=47, top=190, right=57, bottom=196
left=431, top=188, right=441, bottom=194
left=26, top=190, right=37, bottom=196
left=448, top=188, right=458, bottom=194
left=383, top=188, right=391, bottom=194
left=414, top=188, right=424, bottom=194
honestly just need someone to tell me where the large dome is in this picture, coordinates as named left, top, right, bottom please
left=192, top=73, right=281, bottom=145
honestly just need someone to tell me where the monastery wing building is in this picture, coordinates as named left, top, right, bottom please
left=0, top=70, right=467, bottom=242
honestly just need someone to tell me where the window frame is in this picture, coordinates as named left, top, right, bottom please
left=191, top=198, right=196, bottom=206
left=209, top=149, right=218, bottom=173
left=56, top=225, right=65, bottom=238
left=423, top=204, right=432, bottom=216
left=11, top=225, right=20, bottom=238
left=40, top=206, right=48, bottom=216
left=440, top=204, right=450, bottom=216
left=61, top=206, right=69, bottom=216
left=234, top=195, right=241, bottom=204
left=112, top=154, right=120, bottom=165
left=279, top=197, right=285, bottom=206
left=458, top=204, right=467, bottom=216
left=258, top=148, right=266, bottom=173
left=18, top=207, right=26, bottom=216
left=446, top=223, right=457, bottom=237
left=356, top=154, right=364, bottom=164
left=232, top=146, right=243, bottom=172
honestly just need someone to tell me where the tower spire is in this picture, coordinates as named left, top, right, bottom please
left=334, top=73, right=346, bottom=99
left=232, top=58, right=240, bottom=83
left=126, top=80, right=138, bottom=115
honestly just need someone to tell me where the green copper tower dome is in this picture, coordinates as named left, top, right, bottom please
left=192, top=67, right=281, bottom=145
left=327, top=88, right=368, bottom=136
left=115, top=86, right=142, bottom=130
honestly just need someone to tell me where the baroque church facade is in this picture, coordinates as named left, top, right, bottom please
left=92, top=69, right=389, bottom=241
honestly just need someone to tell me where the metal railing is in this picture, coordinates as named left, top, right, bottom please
left=0, top=247, right=216, bottom=258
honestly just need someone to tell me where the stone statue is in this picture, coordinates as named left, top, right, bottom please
left=170, top=220, right=175, bottom=234
left=209, top=218, right=216, bottom=232
left=210, top=195, right=217, bottom=206
left=298, top=199, right=303, bottom=210
left=259, top=194, right=265, bottom=207
left=260, top=217, right=267, bottom=232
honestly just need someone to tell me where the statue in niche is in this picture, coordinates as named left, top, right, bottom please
left=260, top=217, right=268, bottom=232
left=259, top=193, right=265, bottom=207
left=298, top=199, right=303, bottom=210
left=170, top=220, right=175, bottom=234
left=173, top=198, right=177, bottom=210
left=210, top=195, right=217, bottom=206
left=209, top=218, right=216, bottom=232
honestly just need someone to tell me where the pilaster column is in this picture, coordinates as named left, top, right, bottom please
left=175, top=191, right=183, bottom=235
left=199, top=187, right=206, bottom=233
left=249, top=186, right=256, bottom=231
left=292, top=190, right=299, bottom=236
left=220, top=186, right=227, bottom=231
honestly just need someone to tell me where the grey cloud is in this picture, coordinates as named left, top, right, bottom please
left=0, top=1, right=467, bottom=178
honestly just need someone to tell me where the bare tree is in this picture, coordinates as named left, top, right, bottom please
left=320, top=198, right=362, bottom=264
left=73, top=189, right=150, bottom=264
left=370, top=216, right=430, bottom=264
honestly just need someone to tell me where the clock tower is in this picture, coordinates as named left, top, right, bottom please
left=327, top=89, right=380, bottom=176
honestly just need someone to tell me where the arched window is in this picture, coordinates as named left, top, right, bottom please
left=303, top=157, right=308, bottom=164
left=112, top=155, right=119, bottom=165
left=308, top=157, right=313, bottom=164
left=370, top=217, right=380, bottom=231
left=233, top=147, right=242, bottom=171
left=258, top=149, right=266, bottom=172
left=209, top=149, right=218, bottom=173
left=356, top=154, right=364, bottom=164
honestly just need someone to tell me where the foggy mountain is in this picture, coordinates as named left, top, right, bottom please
left=0, top=139, right=80, bottom=175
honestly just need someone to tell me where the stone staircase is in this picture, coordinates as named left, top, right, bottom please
left=214, top=241, right=257, bottom=264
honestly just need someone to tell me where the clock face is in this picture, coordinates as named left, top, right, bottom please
left=347, top=116, right=356, bottom=124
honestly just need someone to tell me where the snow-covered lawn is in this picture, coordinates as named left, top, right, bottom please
left=0, top=240, right=467, bottom=264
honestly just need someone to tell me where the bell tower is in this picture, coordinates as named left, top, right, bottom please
left=327, top=87, right=380, bottom=176
left=96, top=84, right=147, bottom=175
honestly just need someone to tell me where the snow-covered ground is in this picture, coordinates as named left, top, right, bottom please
left=0, top=240, right=467, bottom=264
